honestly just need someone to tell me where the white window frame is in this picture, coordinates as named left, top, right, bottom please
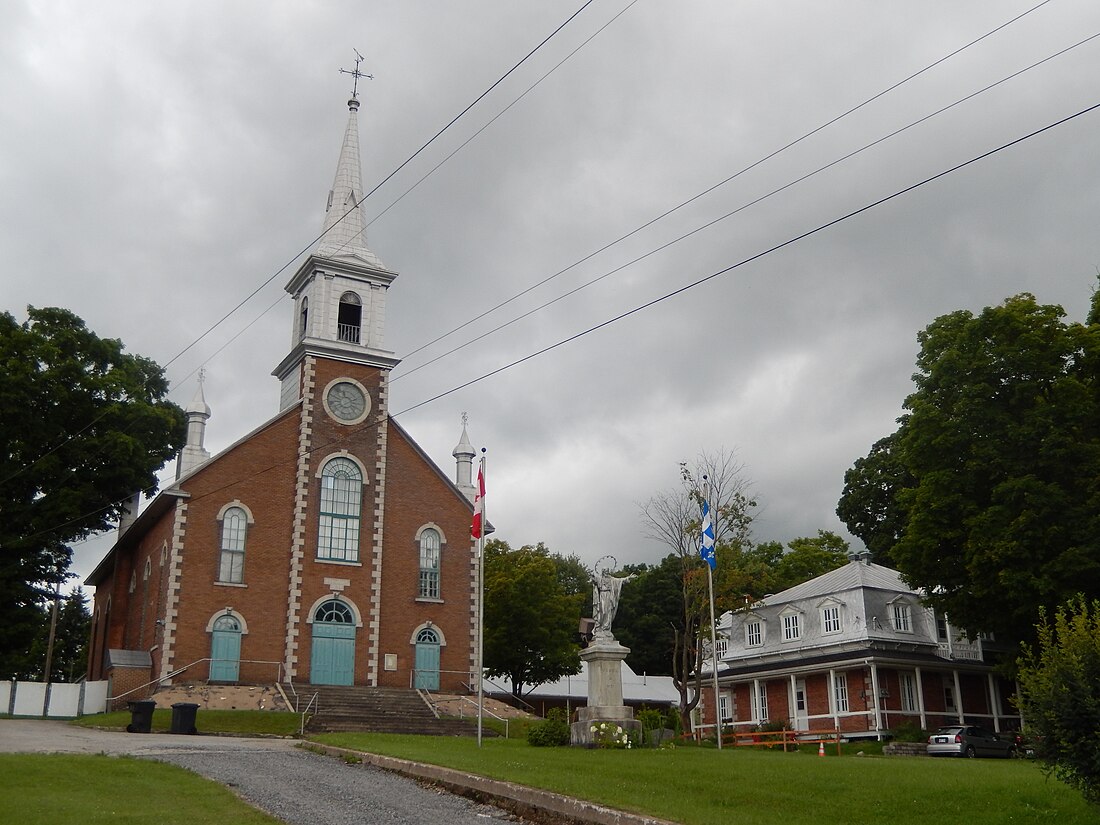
left=751, top=683, right=768, bottom=722
left=217, top=505, right=249, bottom=584
left=833, top=674, right=850, bottom=713
left=714, top=638, right=729, bottom=659
left=745, top=620, right=763, bottom=647
left=892, top=602, right=912, bottom=633
left=417, top=526, right=442, bottom=600
left=782, top=613, right=801, bottom=641
left=719, top=692, right=733, bottom=723
left=317, top=456, right=363, bottom=562
left=822, top=605, right=841, bottom=634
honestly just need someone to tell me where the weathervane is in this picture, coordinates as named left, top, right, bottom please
left=339, top=49, right=373, bottom=100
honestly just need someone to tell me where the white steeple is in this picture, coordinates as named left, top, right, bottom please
left=316, top=94, right=385, bottom=269
left=452, top=414, right=477, bottom=501
left=176, top=371, right=212, bottom=477
left=273, top=63, right=400, bottom=405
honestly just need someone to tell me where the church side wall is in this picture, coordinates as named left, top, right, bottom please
left=377, top=425, right=476, bottom=691
left=167, top=411, right=301, bottom=684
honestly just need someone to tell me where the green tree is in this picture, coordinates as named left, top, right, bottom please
left=615, top=558, right=682, bottom=677
left=483, top=539, right=583, bottom=698
left=837, top=287, right=1100, bottom=646
left=1017, top=596, right=1100, bottom=805
left=0, top=307, right=186, bottom=678
left=772, top=531, right=849, bottom=591
left=835, top=432, right=911, bottom=568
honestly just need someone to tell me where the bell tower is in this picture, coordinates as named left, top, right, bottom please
left=273, top=61, right=399, bottom=409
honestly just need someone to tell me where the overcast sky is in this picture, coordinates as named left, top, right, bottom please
left=3, top=1, right=1099, bottom=591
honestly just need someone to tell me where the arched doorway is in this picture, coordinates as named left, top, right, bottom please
left=310, top=600, right=355, bottom=685
left=210, top=614, right=242, bottom=682
left=414, top=627, right=441, bottom=691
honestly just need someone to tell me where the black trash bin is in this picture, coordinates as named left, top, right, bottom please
left=126, top=700, right=156, bottom=733
left=170, top=702, right=199, bottom=735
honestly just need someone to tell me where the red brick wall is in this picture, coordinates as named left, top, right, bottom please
left=169, top=408, right=300, bottom=683
left=377, top=423, right=475, bottom=691
left=88, top=355, right=476, bottom=693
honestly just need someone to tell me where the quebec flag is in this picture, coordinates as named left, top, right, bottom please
left=699, top=500, right=716, bottom=570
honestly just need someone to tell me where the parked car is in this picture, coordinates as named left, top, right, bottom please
left=927, top=725, right=1016, bottom=758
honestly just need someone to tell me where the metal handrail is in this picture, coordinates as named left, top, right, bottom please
left=299, top=692, right=319, bottom=736
left=448, top=694, right=509, bottom=738
left=479, top=675, right=537, bottom=713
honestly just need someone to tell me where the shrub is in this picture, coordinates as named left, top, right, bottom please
left=527, top=708, right=570, bottom=747
left=892, top=719, right=926, bottom=743
left=1017, top=596, right=1100, bottom=806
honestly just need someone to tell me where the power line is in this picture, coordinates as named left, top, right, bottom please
left=3, top=4, right=601, bottom=490
left=393, top=0, right=1057, bottom=369
left=390, top=28, right=1100, bottom=384
left=39, top=97, right=1100, bottom=554
left=390, top=100, right=1100, bottom=417
left=161, top=1, right=598, bottom=372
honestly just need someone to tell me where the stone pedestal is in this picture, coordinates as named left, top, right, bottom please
left=570, top=638, right=642, bottom=746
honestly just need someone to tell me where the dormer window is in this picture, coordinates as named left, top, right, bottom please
left=338, top=292, right=362, bottom=344
left=892, top=601, right=913, bottom=633
left=782, top=611, right=801, bottom=641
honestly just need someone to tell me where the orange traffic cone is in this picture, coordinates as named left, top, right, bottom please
left=818, top=741, right=825, bottom=757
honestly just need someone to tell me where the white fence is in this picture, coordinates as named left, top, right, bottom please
left=1, top=680, right=109, bottom=717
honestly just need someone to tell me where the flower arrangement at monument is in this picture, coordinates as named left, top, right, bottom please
left=590, top=721, right=632, bottom=749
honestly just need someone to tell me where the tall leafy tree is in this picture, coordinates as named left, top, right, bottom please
left=0, top=307, right=185, bottom=678
left=837, top=287, right=1100, bottom=646
left=483, top=540, right=583, bottom=698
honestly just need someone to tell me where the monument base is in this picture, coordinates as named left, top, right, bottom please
left=570, top=636, right=642, bottom=746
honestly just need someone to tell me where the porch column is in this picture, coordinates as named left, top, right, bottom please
left=952, top=670, right=964, bottom=724
left=789, top=674, right=798, bottom=728
left=869, top=663, right=883, bottom=732
left=827, top=668, right=839, bottom=730
left=914, top=666, right=927, bottom=730
left=753, top=678, right=763, bottom=724
left=988, top=673, right=1001, bottom=732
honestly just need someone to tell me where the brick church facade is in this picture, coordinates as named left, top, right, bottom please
left=86, top=90, right=481, bottom=699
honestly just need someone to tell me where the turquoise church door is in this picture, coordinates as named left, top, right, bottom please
left=414, top=628, right=440, bottom=691
left=310, top=600, right=355, bottom=686
left=209, top=615, right=241, bottom=682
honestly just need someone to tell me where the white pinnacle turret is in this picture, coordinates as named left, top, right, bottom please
left=453, top=413, right=476, bottom=501
left=176, top=371, right=212, bottom=478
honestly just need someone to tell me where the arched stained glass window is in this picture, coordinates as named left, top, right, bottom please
left=418, top=528, right=441, bottom=599
left=318, top=458, right=362, bottom=562
left=218, top=506, right=247, bottom=583
left=315, top=600, right=354, bottom=624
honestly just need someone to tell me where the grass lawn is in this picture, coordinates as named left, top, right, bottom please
left=0, top=753, right=280, bottom=825
left=312, top=733, right=1094, bottom=825
left=70, top=708, right=301, bottom=737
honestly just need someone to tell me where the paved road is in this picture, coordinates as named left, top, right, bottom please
left=0, top=720, right=522, bottom=825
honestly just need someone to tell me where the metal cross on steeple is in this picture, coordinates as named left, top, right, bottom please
left=339, top=49, right=373, bottom=100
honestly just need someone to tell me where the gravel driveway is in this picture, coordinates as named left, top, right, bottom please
left=0, top=720, right=520, bottom=825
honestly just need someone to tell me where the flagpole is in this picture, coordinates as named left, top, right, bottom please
left=702, top=475, right=723, bottom=751
left=476, top=449, right=486, bottom=748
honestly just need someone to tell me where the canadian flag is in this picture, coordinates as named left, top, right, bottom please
left=471, top=462, right=485, bottom=539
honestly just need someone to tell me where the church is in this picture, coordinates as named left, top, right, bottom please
left=85, top=86, right=481, bottom=701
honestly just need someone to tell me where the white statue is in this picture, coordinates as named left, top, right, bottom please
left=591, top=557, right=635, bottom=640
